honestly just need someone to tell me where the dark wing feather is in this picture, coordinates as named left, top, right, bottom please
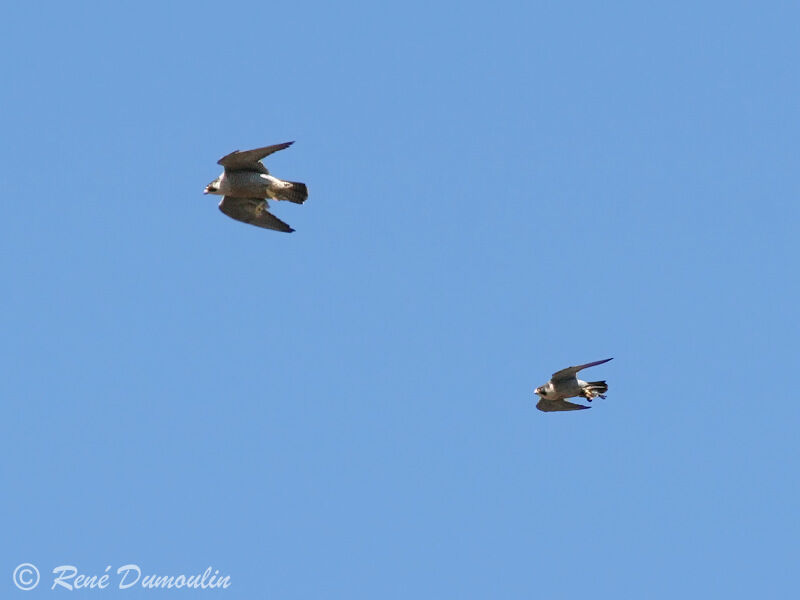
left=217, top=142, right=294, bottom=172
left=218, top=197, right=294, bottom=233
left=536, top=398, right=591, bottom=412
left=551, top=358, right=613, bottom=382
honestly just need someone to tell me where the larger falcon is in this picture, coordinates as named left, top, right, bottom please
left=534, top=358, right=614, bottom=412
left=204, top=141, right=308, bottom=233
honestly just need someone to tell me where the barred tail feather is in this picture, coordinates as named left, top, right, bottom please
left=587, top=381, right=608, bottom=394
left=277, top=181, right=308, bottom=204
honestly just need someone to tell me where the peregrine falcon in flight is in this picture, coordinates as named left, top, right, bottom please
left=534, top=358, right=613, bottom=412
left=204, top=141, right=308, bottom=233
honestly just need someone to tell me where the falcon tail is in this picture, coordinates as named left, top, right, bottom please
left=586, top=381, right=608, bottom=396
left=587, top=381, right=608, bottom=394
left=276, top=181, right=308, bottom=204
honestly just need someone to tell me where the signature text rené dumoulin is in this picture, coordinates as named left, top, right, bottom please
left=50, top=564, right=231, bottom=590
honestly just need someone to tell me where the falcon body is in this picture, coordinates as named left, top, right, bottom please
left=212, top=169, right=306, bottom=201
left=204, top=142, right=308, bottom=233
left=534, top=358, right=613, bottom=412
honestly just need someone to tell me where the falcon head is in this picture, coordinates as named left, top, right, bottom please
left=534, top=386, right=547, bottom=397
left=204, top=177, right=221, bottom=195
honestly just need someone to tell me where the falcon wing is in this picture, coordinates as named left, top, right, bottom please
left=551, top=358, right=613, bottom=383
left=217, top=142, right=295, bottom=173
left=536, top=398, right=590, bottom=412
left=218, top=197, right=294, bottom=233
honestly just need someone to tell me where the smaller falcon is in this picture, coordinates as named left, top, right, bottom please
left=534, top=358, right=613, bottom=412
left=204, top=141, right=308, bottom=233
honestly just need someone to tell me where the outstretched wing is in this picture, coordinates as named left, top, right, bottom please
left=536, top=398, right=590, bottom=412
left=551, top=358, right=613, bottom=383
left=217, top=142, right=295, bottom=173
left=218, top=197, right=294, bottom=233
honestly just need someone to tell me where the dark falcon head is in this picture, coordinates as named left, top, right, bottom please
left=204, top=177, right=221, bottom=195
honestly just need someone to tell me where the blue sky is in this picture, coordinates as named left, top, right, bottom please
left=2, top=1, right=798, bottom=597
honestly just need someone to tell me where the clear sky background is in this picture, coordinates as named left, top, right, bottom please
left=2, top=1, right=798, bottom=598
